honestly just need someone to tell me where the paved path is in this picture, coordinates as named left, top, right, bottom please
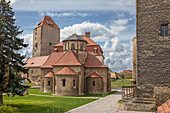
left=66, top=92, right=154, bottom=113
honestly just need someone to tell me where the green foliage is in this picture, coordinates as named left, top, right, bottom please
left=0, top=0, right=29, bottom=103
left=111, top=79, right=132, bottom=88
left=0, top=105, right=18, bottom=113
left=4, top=95, right=97, bottom=113
left=118, top=99, right=122, bottom=103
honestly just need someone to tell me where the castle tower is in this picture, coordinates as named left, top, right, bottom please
left=136, top=0, right=170, bottom=98
left=33, top=16, right=60, bottom=57
left=62, top=34, right=87, bottom=63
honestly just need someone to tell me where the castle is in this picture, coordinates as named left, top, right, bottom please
left=23, top=16, right=111, bottom=95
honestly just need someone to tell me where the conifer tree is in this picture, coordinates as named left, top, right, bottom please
left=0, top=0, right=29, bottom=105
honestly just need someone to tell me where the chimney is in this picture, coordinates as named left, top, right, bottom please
left=85, top=32, right=90, bottom=38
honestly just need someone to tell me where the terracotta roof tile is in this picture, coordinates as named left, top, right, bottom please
left=55, top=67, right=78, bottom=75
left=84, top=53, right=107, bottom=68
left=41, top=52, right=63, bottom=68
left=54, top=42, right=63, bottom=47
left=53, top=49, right=82, bottom=66
left=23, top=56, right=49, bottom=68
left=35, top=16, right=60, bottom=29
left=44, top=71, right=53, bottom=78
left=81, top=35, right=99, bottom=46
left=87, top=72, right=102, bottom=78
left=157, top=99, right=170, bottom=113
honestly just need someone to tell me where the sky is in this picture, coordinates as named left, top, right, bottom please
left=8, top=0, right=136, bottom=72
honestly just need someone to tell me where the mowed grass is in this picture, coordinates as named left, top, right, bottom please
left=29, top=88, right=52, bottom=95
left=26, top=83, right=37, bottom=86
left=3, top=95, right=97, bottom=113
left=111, top=79, right=133, bottom=88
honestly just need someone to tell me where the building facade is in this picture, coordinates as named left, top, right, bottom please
left=136, top=0, right=170, bottom=98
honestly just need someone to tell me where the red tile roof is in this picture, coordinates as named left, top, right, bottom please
left=35, top=16, right=60, bottom=29
left=53, top=49, right=82, bottom=66
left=87, top=72, right=102, bottom=78
left=81, top=35, right=99, bottom=46
left=54, top=42, right=63, bottom=47
left=123, top=70, right=132, bottom=74
left=41, top=52, right=63, bottom=68
left=84, top=53, right=107, bottom=68
left=44, top=71, right=54, bottom=78
left=55, top=67, right=78, bottom=75
left=23, top=56, right=49, bottom=68
left=157, top=99, right=170, bottom=113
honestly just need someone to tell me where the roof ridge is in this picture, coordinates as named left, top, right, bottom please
left=70, top=49, right=82, bottom=64
left=41, top=53, right=52, bottom=67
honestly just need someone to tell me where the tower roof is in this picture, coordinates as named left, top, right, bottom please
left=62, top=34, right=87, bottom=42
left=55, top=67, right=78, bottom=75
left=35, top=16, right=60, bottom=29
left=53, top=49, right=82, bottom=66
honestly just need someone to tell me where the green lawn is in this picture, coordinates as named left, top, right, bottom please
left=26, top=83, right=37, bottom=86
left=29, top=88, right=52, bottom=95
left=111, top=79, right=133, bottom=88
left=3, top=95, right=97, bottom=113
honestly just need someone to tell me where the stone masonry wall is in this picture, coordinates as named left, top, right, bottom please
left=136, top=0, right=170, bottom=98
left=132, top=37, right=137, bottom=81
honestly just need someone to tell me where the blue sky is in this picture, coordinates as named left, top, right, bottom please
left=9, top=0, right=136, bottom=72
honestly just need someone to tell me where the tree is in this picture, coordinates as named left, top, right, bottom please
left=0, top=0, right=29, bottom=105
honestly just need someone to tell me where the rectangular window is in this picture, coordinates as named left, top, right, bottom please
left=73, top=80, right=76, bottom=86
left=35, top=43, right=38, bottom=48
left=62, top=79, right=66, bottom=87
left=49, top=42, right=52, bottom=46
left=94, top=49, right=97, bottom=54
left=31, top=70, right=33, bottom=74
left=48, top=81, right=50, bottom=86
left=93, top=81, right=95, bottom=86
left=161, top=24, right=168, bottom=36
left=80, top=44, right=83, bottom=51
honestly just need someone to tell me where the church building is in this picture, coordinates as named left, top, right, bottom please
left=23, top=16, right=111, bottom=95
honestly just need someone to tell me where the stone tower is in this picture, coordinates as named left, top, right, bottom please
left=136, top=0, right=170, bottom=98
left=62, top=34, right=87, bottom=63
left=33, top=16, right=60, bottom=57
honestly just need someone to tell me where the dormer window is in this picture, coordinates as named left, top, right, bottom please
left=71, top=43, right=75, bottom=50
left=161, top=24, right=168, bottom=36
left=31, top=62, right=34, bottom=65
left=94, top=48, right=97, bottom=53
left=54, top=48, right=58, bottom=53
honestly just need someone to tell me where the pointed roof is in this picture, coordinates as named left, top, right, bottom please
left=23, top=56, right=49, bottom=68
left=44, top=72, right=54, bottom=78
left=62, top=34, right=87, bottom=42
left=35, top=16, right=60, bottom=29
left=55, top=67, right=78, bottom=75
left=53, top=49, right=82, bottom=66
left=84, top=53, right=107, bottom=68
left=87, top=72, right=102, bottom=78
left=41, top=52, right=63, bottom=68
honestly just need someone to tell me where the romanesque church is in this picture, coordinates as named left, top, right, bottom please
left=23, top=16, right=111, bottom=95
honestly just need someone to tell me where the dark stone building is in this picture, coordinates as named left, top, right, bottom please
left=136, top=0, right=170, bottom=98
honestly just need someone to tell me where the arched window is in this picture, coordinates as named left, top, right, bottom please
left=71, top=43, right=75, bottom=50
left=62, top=79, right=66, bottom=87
left=73, top=80, right=76, bottom=86
left=48, top=81, right=50, bottom=86
left=80, top=44, right=83, bottom=51
left=93, top=81, right=95, bottom=86
left=94, top=49, right=97, bottom=53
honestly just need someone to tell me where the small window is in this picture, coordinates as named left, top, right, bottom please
left=49, top=42, right=52, bottom=46
left=31, top=70, right=33, bottom=74
left=161, top=24, right=168, bottom=36
left=35, top=43, right=38, bottom=48
left=71, top=43, right=75, bottom=50
left=93, top=81, right=95, bottom=86
left=94, top=49, right=97, bottom=54
left=62, top=79, right=66, bottom=87
left=65, top=44, right=67, bottom=50
left=54, top=50, right=57, bottom=53
left=80, top=44, right=83, bottom=51
left=35, top=32, right=37, bottom=35
left=73, top=80, right=76, bottom=86
left=35, top=37, right=36, bottom=39
left=48, top=81, right=50, bottom=86
left=35, top=28, right=37, bottom=31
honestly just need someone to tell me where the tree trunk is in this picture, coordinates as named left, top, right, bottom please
left=0, top=94, right=3, bottom=106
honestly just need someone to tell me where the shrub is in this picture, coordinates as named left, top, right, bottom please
left=0, top=105, right=18, bottom=113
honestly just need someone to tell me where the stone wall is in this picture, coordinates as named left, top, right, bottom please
left=132, top=37, right=137, bottom=81
left=85, top=67, right=108, bottom=94
left=136, top=0, right=170, bottom=98
left=154, top=87, right=170, bottom=107
left=25, top=67, right=41, bottom=83
left=44, top=77, right=53, bottom=92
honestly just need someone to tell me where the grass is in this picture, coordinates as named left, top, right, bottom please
left=3, top=95, right=97, bottom=113
left=111, top=79, right=133, bottom=88
left=26, top=83, right=37, bottom=86
left=29, top=88, right=52, bottom=95
left=76, top=91, right=118, bottom=97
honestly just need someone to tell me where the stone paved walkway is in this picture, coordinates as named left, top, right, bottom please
left=66, top=92, right=154, bottom=113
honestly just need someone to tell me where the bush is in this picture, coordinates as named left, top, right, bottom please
left=0, top=105, right=18, bottom=113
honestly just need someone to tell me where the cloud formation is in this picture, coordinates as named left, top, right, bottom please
left=40, top=12, right=92, bottom=17
left=7, top=0, right=18, bottom=4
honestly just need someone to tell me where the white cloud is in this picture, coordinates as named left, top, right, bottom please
left=19, top=34, right=33, bottom=59
left=7, top=0, right=18, bottom=4
left=40, top=12, right=92, bottom=17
